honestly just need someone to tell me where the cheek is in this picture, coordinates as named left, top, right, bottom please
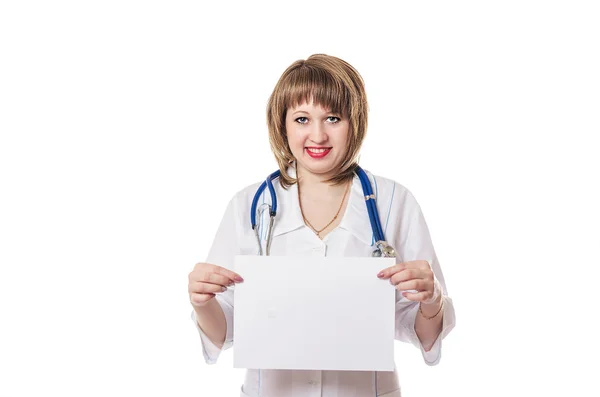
left=333, top=125, right=350, bottom=147
left=285, top=123, right=304, bottom=147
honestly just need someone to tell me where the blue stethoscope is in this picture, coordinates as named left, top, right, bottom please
left=251, top=165, right=396, bottom=258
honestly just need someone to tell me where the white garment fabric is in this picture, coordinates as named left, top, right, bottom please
left=191, top=167, right=456, bottom=397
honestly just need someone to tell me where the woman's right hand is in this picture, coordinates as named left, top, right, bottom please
left=188, top=262, right=244, bottom=308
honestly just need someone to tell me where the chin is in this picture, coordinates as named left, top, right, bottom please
left=300, top=163, right=337, bottom=176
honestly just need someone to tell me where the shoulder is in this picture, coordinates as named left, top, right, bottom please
left=228, top=170, right=293, bottom=208
left=213, top=181, right=266, bottom=235
left=232, top=181, right=264, bottom=201
left=223, top=181, right=264, bottom=213
left=226, top=178, right=283, bottom=216
left=364, top=170, right=420, bottom=210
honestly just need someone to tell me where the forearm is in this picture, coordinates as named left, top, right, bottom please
left=194, top=299, right=227, bottom=349
left=414, top=295, right=444, bottom=351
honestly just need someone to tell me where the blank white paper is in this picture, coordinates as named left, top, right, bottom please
left=233, top=255, right=396, bottom=371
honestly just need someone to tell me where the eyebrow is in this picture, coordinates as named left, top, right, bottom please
left=291, top=110, right=309, bottom=116
left=290, top=110, right=340, bottom=116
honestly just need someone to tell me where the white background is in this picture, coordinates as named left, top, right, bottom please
left=1, top=1, right=598, bottom=396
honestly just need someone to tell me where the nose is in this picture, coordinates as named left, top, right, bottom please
left=308, top=122, right=328, bottom=144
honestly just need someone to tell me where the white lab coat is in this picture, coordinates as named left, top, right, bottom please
left=191, top=167, right=456, bottom=397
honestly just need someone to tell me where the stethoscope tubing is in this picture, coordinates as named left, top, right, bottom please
left=250, top=166, right=386, bottom=244
left=251, top=170, right=281, bottom=229
left=355, top=167, right=385, bottom=242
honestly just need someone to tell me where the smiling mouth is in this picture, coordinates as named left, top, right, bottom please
left=305, top=147, right=332, bottom=158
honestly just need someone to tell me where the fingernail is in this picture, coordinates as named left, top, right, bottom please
left=235, top=276, right=244, bottom=282
left=221, top=286, right=227, bottom=292
left=377, top=272, right=384, bottom=278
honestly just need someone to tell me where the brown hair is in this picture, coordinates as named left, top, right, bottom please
left=266, top=54, right=368, bottom=188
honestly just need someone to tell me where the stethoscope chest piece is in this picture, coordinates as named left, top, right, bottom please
left=372, top=241, right=396, bottom=258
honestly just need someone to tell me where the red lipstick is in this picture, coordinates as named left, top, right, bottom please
left=305, top=147, right=332, bottom=159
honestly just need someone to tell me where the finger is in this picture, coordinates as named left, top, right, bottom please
left=395, top=279, right=428, bottom=292
left=191, top=263, right=244, bottom=283
left=389, top=268, right=425, bottom=285
left=402, top=290, right=434, bottom=302
left=190, top=292, right=215, bottom=306
left=189, top=282, right=228, bottom=294
left=377, top=263, right=406, bottom=279
left=211, top=264, right=244, bottom=283
left=194, top=272, right=233, bottom=287
left=405, top=260, right=431, bottom=269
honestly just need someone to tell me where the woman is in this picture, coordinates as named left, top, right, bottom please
left=188, top=54, right=456, bottom=397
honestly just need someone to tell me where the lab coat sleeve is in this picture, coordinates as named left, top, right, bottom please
left=393, top=189, right=456, bottom=366
left=190, top=196, right=240, bottom=365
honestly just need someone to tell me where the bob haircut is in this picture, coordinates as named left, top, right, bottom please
left=266, top=54, right=368, bottom=188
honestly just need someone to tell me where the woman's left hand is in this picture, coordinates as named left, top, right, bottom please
left=377, top=260, right=439, bottom=303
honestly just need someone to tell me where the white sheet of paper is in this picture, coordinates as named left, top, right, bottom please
left=233, top=255, right=396, bottom=371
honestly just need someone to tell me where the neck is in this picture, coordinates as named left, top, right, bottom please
left=295, top=165, right=348, bottom=198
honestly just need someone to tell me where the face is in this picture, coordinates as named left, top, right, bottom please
left=285, top=100, right=350, bottom=180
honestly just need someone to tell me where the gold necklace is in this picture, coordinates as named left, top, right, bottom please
left=297, top=180, right=351, bottom=238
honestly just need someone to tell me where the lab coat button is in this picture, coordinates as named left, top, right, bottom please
left=308, top=380, right=319, bottom=385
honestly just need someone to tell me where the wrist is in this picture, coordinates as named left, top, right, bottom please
left=419, top=295, right=444, bottom=319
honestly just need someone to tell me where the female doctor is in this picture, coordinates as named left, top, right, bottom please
left=187, top=54, right=456, bottom=397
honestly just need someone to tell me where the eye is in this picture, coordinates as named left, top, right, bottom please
left=295, top=117, right=308, bottom=124
left=326, top=116, right=341, bottom=123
